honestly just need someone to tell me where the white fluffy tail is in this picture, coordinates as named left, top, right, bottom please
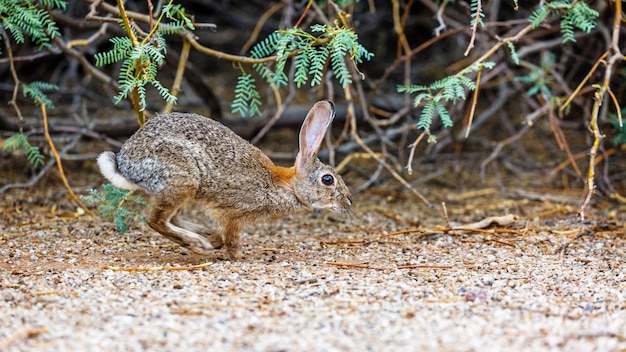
left=97, top=152, right=140, bottom=190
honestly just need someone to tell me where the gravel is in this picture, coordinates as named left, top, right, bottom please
left=2, top=189, right=626, bottom=351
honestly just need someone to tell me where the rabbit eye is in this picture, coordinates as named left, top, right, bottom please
left=321, top=174, right=334, bottom=186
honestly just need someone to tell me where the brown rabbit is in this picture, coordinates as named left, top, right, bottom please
left=97, top=100, right=351, bottom=259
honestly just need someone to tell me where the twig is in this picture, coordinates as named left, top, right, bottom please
left=53, top=36, right=118, bottom=89
left=463, top=63, right=482, bottom=138
left=345, top=86, right=431, bottom=207
left=242, top=2, right=286, bottom=52
left=480, top=122, right=532, bottom=182
left=40, top=100, right=93, bottom=215
left=3, top=28, right=24, bottom=122
left=548, top=102, right=581, bottom=176
left=463, top=0, right=481, bottom=56
left=88, top=0, right=330, bottom=65
left=579, top=0, right=623, bottom=220
left=442, top=202, right=450, bottom=228
left=101, top=262, right=213, bottom=271
left=251, top=64, right=297, bottom=145
left=0, top=327, right=49, bottom=350
left=397, top=264, right=452, bottom=269
left=378, top=228, right=425, bottom=239
left=0, top=132, right=82, bottom=194
left=325, top=261, right=386, bottom=270
left=163, top=39, right=190, bottom=114
left=406, top=131, right=426, bottom=174
left=559, top=49, right=609, bottom=116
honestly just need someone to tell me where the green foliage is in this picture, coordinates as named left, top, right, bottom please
left=81, top=184, right=148, bottom=235
left=506, top=41, right=519, bottom=65
left=398, top=62, right=494, bottom=139
left=162, top=3, right=195, bottom=30
left=231, top=73, right=262, bottom=117
left=2, top=132, right=45, bottom=167
left=469, top=0, right=485, bottom=27
left=0, top=0, right=66, bottom=55
left=22, top=81, right=58, bottom=108
left=94, top=2, right=195, bottom=111
left=529, top=1, right=599, bottom=43
left=515, top=52, right=556, bottom=99
left=234, top=23, right=373, bottom=117
left=320, top=0, right=360, bottom=8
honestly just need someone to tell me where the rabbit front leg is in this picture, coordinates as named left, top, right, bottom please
left=148, top=196, right=218, bottom=255
left=221, top=218, right=244, bottom=260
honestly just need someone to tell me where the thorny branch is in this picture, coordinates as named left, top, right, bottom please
left=578, top=0, right=625, bottom=220
left=2, top=1, right=625, bottom=220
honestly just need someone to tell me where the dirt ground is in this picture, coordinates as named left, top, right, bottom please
left=1, top=141, right=626, bottom=351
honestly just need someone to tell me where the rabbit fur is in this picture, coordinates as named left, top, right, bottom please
left=97, top=100, right=351, bottom=259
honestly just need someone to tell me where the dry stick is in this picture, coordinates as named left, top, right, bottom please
left=579, top=0, right=624, bottom=220
left=406, top=131, right=426, bottom=174
left=0, top=159, right=56, bottom=193
left=367, top=27, right=464, bottom=104
left=608, top=90, right=622, bottom=127
left=391, top=0, right=413, bottom=107
left=0, top=327, right=50, bottom=350
left=559, top=49, right=609, bottom=116
left=242, top=2, right=286, bottom=52
left=463, top=64, right=482, bottom=138
left=460, top=238, right=517, bottom=248
left=548, top=103, right=582, bottom=176
left=325, top=261, right=386, bottom=270
left=53, top=37, right=118, bottom=88
left=3, top=29, right=24, bottom=121
left=346, top=86, right=431, bottom=207
left=251, top=62, right=298, bottom=144
left=40, top=100, right=93, bottom=216
left=441, top=202, right=451, bottom=228
left=397, top=264, right=452, bottom=269
left=163, top=39, right=190, bottom=114
left=463, top=0, right=482, bottom=56
left=293, top=0, right=313, bottom=28
left=0, top=50, right=50, bottom=64
left=88, top=0, right=326, bottom=65
left=0, top=134, right=81, bottom=193
left=115, top=0, right=145, bottom=124
left=102, top=262, right=213, bottom=272
left=480, top=104, right=550, bottom=181
left=378, top=228, right=426, bottom=239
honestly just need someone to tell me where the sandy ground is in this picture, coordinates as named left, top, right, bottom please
left=1, top=182, right=625, bottom=351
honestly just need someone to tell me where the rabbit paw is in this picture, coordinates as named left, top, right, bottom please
left=188, top=241, right=216, bottom=255
left=226, top=246, right=244, bottom=261
left=203, top=233, right=224, bottom=249
left=184, top=233, right=220, bottom=255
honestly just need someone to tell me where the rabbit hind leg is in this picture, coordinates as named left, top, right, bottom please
left=171, top=215, right=223, bottom=249
left=148, top=195, right=218, bottom=255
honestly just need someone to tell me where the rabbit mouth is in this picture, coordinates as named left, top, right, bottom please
left=330, top=202, right=351, bottom=212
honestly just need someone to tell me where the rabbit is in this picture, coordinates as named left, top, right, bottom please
left=97, top=100, right=351, bottom=259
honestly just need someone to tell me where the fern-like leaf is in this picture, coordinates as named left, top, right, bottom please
left=22, top=81, right=59, bottom=108
left=81, top=184, right=147, bottom=235
left=309, top=45, right=330, bottom=87
left=231, top=73, right=261, bottom=117
left=2, top=132, right=45, bottom=167
left=418, top=99, right=436, bottom=131
left=507, top=42, right=520, bottom=65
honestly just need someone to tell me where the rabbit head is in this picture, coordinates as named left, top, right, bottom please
left=291, top=100, right=351, bottom=212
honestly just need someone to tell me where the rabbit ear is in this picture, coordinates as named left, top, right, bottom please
left=296, top=100, right=335, bottom=171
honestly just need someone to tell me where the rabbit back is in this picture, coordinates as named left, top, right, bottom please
left=116, top=113, right=286, bottom=214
